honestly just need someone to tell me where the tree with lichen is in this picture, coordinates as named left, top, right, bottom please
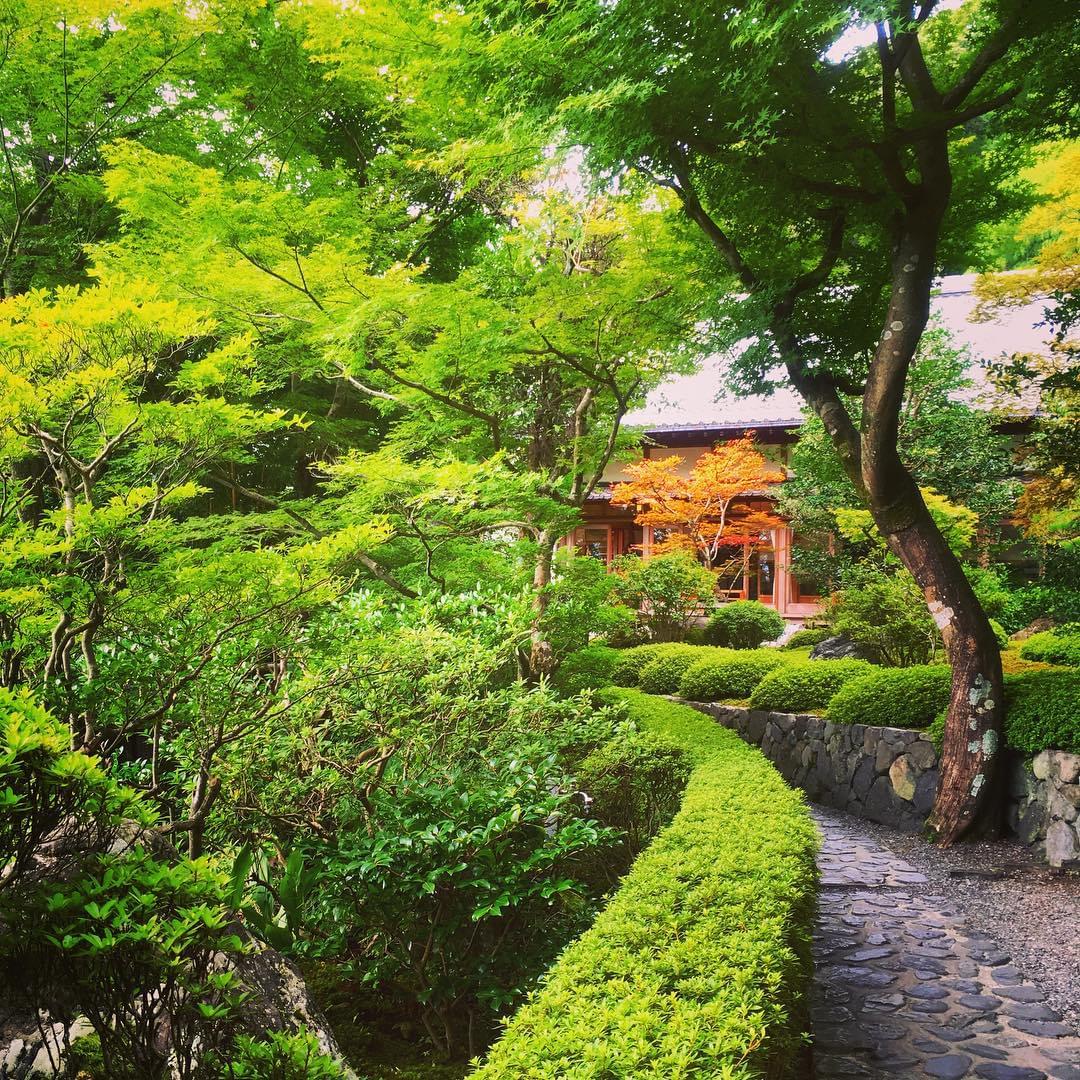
left=452, top=0, right=1078, bottom=842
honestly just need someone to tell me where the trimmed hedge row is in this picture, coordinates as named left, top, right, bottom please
left=470, top=689, right=819, bottom=1080
left=749, top=659, right=875, bottom=713
left=1019, top=630, right=1080, bottom=667
left=827, top=665, right=951, bottom=730
left=678, top=651, right=785, bottom=701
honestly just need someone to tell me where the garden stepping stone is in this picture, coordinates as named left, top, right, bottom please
left=809, top=807, right=1080, bottom=1079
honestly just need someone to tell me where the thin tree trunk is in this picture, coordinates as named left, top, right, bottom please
left=528, top=527, right=557, bottom=679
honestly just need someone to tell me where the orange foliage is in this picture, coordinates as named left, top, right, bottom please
left=611, top=435, right=786, bottom=570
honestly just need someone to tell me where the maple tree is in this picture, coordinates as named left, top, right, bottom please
left=611, top=436, right=786, bottom=579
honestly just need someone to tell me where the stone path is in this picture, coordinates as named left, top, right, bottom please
left=812, top=808, right=1080, bottom=1079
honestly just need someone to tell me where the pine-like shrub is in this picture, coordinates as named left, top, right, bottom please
left=749, top=659, right=875, bottom=713
left=827, top=665, right=951, bottom=730
left=703, top=600, right=786, bottom=649
left=677, top=651, right=785, bottom=702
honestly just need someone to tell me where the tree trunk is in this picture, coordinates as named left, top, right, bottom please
left=528, top=527, right=557, bottom=680
left=873, top=489, right=1005, bottom=844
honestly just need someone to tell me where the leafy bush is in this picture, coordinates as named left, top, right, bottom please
left=990, top=619, right=1009, bottom=649
left=611, top=553, right=717, bottom=642
left=219, top=1030, right=348, bottom=1079
left=782, top=627, right=830, bottom=650
left=1000, top=584, right=1080, bottom=634
left=749, top=659, right=875, bottom=713
left=471, top=689, right=817, bottom=1080
left=1003, top=669, right=1080, bottom=753
left=577, top=730, right=693, bottom=856
left=541, top=554, right=637, bottom=658
left=677, top=651, right=785, bottom=701
left=1019, top=629, right=1080, bottom=666
left=554, top=645, right=621, bottom=694
left=703, top=600, right=785, bottom=649
left=965, top=564, right=1013, bottom=619
left=827, top=665, right=952, bottom=730
left=638, top=646, right=733, bottom=694
left=824, top=573, right=940, bottom=666
left=302, top=751, right=618, bottom=1059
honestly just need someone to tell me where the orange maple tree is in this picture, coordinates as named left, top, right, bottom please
left=610, top=435, right=786, bottom=574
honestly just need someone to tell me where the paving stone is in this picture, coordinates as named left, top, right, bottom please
left=1009, top=1019, right=1072, bottom=1038
left=995, top=987, right=1047, bottom=1004
left=1006, top=1005, right=1063, bottom=1022
left=969, top=1044, right=1011, bottom=1060
left=925, top=1055, right=974, bottom=1079
left=959, top=994, right=1004, bottom=1011
left=1046, top=1066, right=1080, bottom=1079
left=973, top=1066, right=1048, bottom=1079
left=908, top=984, right=951, bottom=1000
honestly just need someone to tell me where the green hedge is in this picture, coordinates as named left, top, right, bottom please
left=781, top=628, right=830, bottom=651
left=1019, top=630, right=1080, bottom=667
left=704, top=600, right=786, bottom=649
left=827, top=665, right=951, bottom=730
left=470, top=689, right=818, bottom=1079
left=677, top=651, right=786, bottom=702
left=638, top=647, right=736, bottom=695
left=1004, top=669, right=1080, bottom=754
left=554, top=646, right=622, bottom=695
left=749, top=659, right=875, bottom=713
left=611, top=644, right=699, bottom=687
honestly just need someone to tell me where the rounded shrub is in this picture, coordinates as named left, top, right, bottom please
left=749, top=659, right=876, bottom=713
left=1004, top=669, right=1080, bottom=754
left=638, top=647, right=735, bottom=695
left=677, top=651, right=785, bottom=702
left=1019, top=630, right=1080, bottom=667
left=611, top=644, right=697, bottom=687
left=989, top=619, right=1009, bottom=649
left=781, top=627, right=830, bottom=651
left=703, top=601, right=785, bottom=649
left=554, top=646, right=621, bottom=694
left=827, top=665, right=951, bottom=730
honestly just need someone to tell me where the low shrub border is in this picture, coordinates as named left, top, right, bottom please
left=470, top=688, right=818, bottom=1079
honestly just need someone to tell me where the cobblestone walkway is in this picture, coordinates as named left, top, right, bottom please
left=812, top=808, right=1080, bottom=1079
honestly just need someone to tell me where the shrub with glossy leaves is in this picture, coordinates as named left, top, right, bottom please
left=827, top=665, right=952, bottom=730
left=577, top=730, right=693, bottom=856
left=749, top=659, right=875, bottom=713
left=677, top=651, right=785, bottom=701
left=1019, top=629, right=1080, bottom=667
left=703, top=600, right=785, bottom=649
left=471, top=689, right=817, bottom=1080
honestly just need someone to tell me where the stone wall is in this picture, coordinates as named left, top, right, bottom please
left=680, top=700, right=1079, bottom=867
left=681, top=702, right=938, bottom=833
left=1005, top=749, right=1080, bottom=867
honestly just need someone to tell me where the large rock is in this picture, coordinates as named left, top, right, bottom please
left=809, top=635, right=879, bottom=662
left=889, top=755, right=918, bottom=802
left=1045, top=820, right=1080, bottom=868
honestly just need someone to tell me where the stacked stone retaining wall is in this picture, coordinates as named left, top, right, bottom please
left=678, top=700, right=1080, bottom=867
